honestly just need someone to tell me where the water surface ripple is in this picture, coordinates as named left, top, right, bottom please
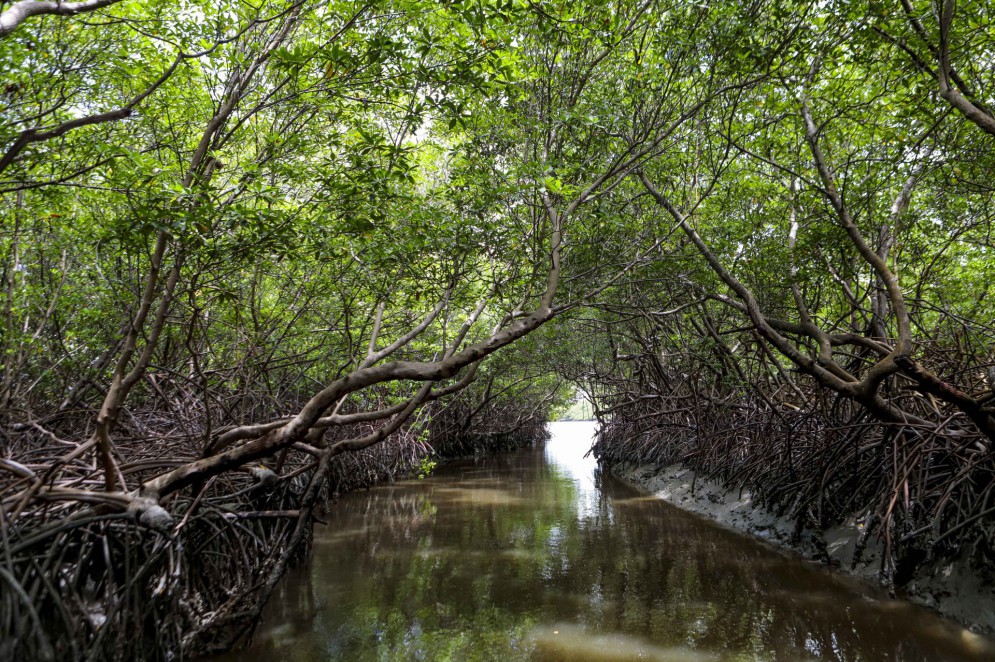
left=220, top=421, right=995, bottom=661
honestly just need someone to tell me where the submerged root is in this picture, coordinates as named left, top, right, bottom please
left=589, top=356, right=995, bottom=592
left=0, top=397, right=546, bottom=661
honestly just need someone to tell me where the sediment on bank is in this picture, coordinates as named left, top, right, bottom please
left=592, top=413, right=995, bottom=634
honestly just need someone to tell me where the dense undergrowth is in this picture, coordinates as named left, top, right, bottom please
left=1, top=387, right=550, bottom=660
left=586, top=331, right=995, bottom=592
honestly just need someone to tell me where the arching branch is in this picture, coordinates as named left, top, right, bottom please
left=0, top=0, right=122, bottom=39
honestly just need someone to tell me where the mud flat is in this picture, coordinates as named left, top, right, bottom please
left=609, top=461, right=995, bottom=635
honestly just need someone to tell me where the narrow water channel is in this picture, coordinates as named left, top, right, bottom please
left=220, top=422, right=995, bottom=661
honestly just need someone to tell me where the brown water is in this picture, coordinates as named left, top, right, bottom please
left=220, top=421, right=995, bottom=661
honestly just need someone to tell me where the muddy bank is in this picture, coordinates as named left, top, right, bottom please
left=214, top=423, right=995, bottom=661
left=607, top=461, right=995, bottom=635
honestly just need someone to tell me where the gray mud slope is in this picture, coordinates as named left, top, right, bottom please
left=609, top=462, right=995, bottom=635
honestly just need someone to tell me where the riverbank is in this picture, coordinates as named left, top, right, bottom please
left=215, top=423, right=995, bottom=661
left=607, top=461, right=995, bottom=635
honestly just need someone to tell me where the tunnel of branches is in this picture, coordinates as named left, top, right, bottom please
left=2, top=0, right=995, bottom=659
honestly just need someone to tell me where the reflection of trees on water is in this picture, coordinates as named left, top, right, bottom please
left=235, top=448, right=989, bottom=662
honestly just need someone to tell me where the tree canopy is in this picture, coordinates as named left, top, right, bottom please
left=2, top=0, right=995, bottom=657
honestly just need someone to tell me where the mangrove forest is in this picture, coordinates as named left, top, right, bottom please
left=2, top=0, right=995, bottom=659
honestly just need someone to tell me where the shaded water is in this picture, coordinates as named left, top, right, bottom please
left=220, top=422, right=995, bottom=661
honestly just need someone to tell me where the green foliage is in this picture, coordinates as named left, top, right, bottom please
left=416, top=455, right=438, bottom=479
left=554, top=397, right=594, bottom=422
left=3, top=0, right=995, bottom=463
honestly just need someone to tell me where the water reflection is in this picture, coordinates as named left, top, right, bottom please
left=213, top=421, right=995, bottom=661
